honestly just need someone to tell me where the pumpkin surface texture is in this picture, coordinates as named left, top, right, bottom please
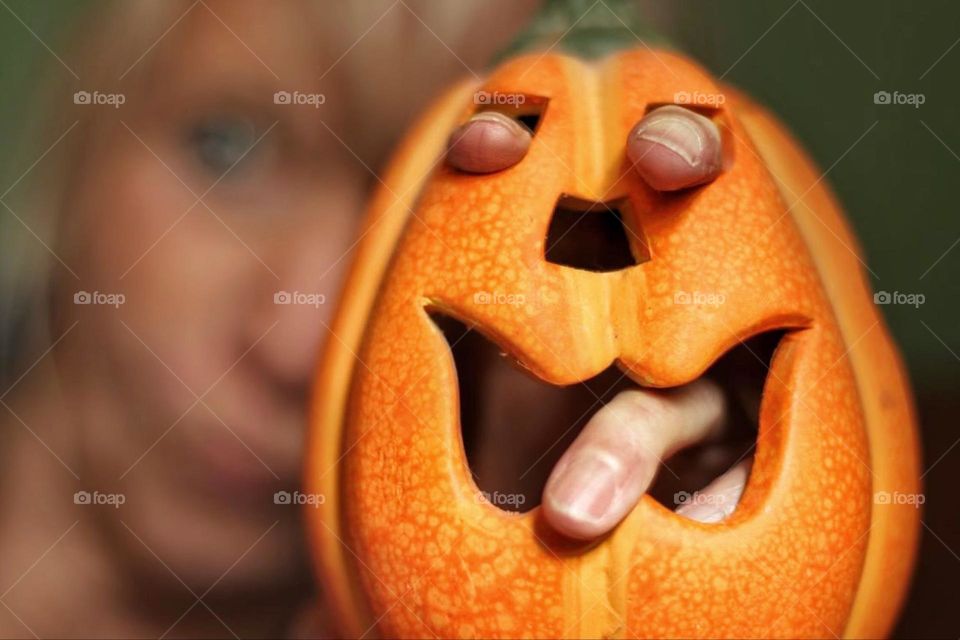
left=306, top=42, right=920, bottom=640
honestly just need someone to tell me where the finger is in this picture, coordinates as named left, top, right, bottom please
left=626, top=104, right=723, bottom=191
left=675, top=459, right=751, bottom=523
left=542, top=378, right=726, bottom=539
left=446, top=110, right=532, bottom=173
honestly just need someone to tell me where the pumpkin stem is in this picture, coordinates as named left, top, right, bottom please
left=496, top=0, right=670, bottom=62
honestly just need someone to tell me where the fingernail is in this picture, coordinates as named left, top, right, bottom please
left=676, top=480, right=746, bottom=523
left=631, top=114, right=705, bottom=167
left=547, top=448, right=626, bottom=524
left=446, top=111, right=531, bottom=174
left=468, top=110, right=528, bottom=134
left=675, top=501, right=728, bottom=523
left=627, top=106, right=723, bottom=191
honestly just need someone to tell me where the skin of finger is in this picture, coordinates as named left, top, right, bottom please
left=541, top=379, right=726, bottom=538
left=639, top=105, right=722, bottom=166
left=446, top=111, right=531, bottom=173
left=628, top=105, right=723, bottom=190
left=675, top=459, right=752, bottom=523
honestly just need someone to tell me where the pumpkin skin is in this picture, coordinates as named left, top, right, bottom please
left=306, top=49, right=920, bottom=639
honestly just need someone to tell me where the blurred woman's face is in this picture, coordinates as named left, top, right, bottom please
left=53, top=1, right=369, bottom=589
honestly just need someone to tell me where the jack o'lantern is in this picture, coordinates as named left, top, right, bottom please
left=306, top=6, right=920, bottom=639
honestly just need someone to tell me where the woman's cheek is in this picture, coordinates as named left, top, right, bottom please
left=62, top=133, right=190, bottom=286
left=64, top=139, right=255, bottom=392
left=247, top=183, right=364, bottom=389
left=60, top=115, right=367, bottom=404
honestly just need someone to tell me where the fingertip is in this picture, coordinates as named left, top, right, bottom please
left=675, top=459, right=752, bottom=524
left=627, top=105, right=723, bottom=191
left=541, top=444, right=648, bottom=541
left=540, top=381, right=728, bottom=541
left=541, top=500, right=611, bottom=541
left=446, top=111, right=531, bottom=174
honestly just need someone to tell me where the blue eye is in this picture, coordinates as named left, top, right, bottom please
left=189, top=117, right=259, bottom=175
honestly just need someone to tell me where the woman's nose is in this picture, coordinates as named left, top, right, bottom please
left=248, top=293, right=326, bottom=399
left=246, top=230, right=353, bottom=400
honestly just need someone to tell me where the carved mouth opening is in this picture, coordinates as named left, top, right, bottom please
left=430, top=310, right=785, bottom=521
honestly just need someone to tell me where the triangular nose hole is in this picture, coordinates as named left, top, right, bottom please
left=545, top=196, right=649, bottom=272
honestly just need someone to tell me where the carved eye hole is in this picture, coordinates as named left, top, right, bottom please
left=445, top=95, right=546, bottom=174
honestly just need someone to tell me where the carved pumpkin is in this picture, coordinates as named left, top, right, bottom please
left=305, top=36, right=920, bottom=640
